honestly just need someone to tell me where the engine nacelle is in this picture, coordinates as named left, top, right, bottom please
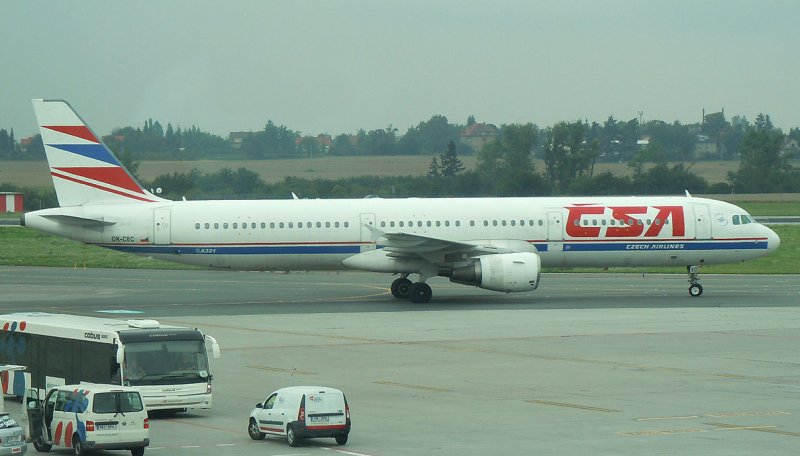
left=450, top=252, right=541, bottom=292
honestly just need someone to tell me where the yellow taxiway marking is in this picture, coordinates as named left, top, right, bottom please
left=526, top=399, right=620, bottom=413
left=708, top=422, right=800, bottom=437
left=247, top=365, right=317, bottom=375
left=374, top=381, right=452, bottom=392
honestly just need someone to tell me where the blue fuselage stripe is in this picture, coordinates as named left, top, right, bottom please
left=100, top=240, right=767, bottom=256
left=103, top=244, right=363, bottom=255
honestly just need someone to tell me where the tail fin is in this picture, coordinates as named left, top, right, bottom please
left=32, top=99, right=166, bottom=206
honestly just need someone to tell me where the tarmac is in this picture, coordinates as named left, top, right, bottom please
left=1, top=267, right=799, bottom=455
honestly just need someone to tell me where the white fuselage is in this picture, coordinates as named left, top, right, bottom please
left=24, top=195, right=779, bottom=273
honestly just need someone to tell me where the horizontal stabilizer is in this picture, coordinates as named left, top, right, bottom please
left=42, top=214, right=116, bottom=227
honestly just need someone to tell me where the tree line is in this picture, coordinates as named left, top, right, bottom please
left=1, top=111, right=798, bottom=209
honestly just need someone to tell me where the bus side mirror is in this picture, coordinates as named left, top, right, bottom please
left=205, top=335, right=220, bottom=359
left=116, top=342, right=125, bottom=364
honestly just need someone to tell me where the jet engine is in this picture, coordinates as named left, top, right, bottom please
left=450, top=252, right=541, bottom=292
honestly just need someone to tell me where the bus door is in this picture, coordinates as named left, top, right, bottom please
left=153, top=208, right=171, bottom=245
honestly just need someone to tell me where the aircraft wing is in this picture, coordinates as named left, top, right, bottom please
left=368, top=225, right=537, bottom=263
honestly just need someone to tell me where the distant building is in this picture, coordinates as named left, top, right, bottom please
left=781, top=137, right=799, bottom=156
left=228, top=132, right=250, bottom=149
left=460, top=123, right=499, bottom=151
left=0, top=192, right=23, bottom=213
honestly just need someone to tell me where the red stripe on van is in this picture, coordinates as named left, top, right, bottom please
left=306, top=424, right=346, bottom=431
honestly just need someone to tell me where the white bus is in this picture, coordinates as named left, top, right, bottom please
left=0, top=312, right=220, bottom=411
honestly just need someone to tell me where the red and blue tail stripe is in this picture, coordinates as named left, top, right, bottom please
left=33, top=99, right=165, bottom=206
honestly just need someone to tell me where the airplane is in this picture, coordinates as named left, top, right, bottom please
left=21, top=99, right=780, bottom=303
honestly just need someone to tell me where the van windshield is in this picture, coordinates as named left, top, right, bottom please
left=124, top=339, right=210, bottom=385
left=92, top=392, right=144, bottom=414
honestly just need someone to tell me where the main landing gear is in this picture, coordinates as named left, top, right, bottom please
left=391, top=275, right=433, bottom=304
left=687, top=265, right=703, bottom=297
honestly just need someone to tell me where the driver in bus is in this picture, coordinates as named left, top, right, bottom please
left=124, top=359, right=146, bottom=380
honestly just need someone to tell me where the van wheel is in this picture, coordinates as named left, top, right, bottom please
left=248, top=418, right=265, bottom=440
left=131, top=447, right=145, bottom=456
left=72, top=437, right=84, bottom=456
left=286, top=424, right=299, bottom=447
left=335, top=433, right=349, bottom=445
left=33, top=437, right=52, bottom=452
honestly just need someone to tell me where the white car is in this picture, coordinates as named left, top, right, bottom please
left=27, top=384, right=149, bottom=456
left=248, top=386, right=351, bottom=447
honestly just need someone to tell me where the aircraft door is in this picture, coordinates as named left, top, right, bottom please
left=547, top=211, right=564, bottom=266
left=153, top=208, right=171, bottom=245
left=693, top=204, right=711, bottom=239
left=359, top=213, right=377, bottom=252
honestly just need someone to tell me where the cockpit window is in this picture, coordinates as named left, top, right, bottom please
left=732, top=215, right=740, bottom=225
left=732, top=214, right=753, bottom=226
left=741, top=215, right=752, bottom=224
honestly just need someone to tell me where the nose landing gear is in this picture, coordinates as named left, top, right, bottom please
left=688, top=265, right=703, bottom=297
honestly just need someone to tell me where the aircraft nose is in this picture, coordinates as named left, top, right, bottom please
left=766, top=226, right=781, bottom=252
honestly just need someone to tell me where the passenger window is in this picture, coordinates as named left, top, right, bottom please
left=204, top=223, right=210, bottom=229
left=502, top=220, right=507, bottom=226
left=483, top=220, right=488, bottom=227
left=427, top=221, right=432, bottom=227
left=223, top=223, right=229, bottom=229
left=316, top=222, right=321, bottom=228
left=261, top=222, right=266, bottom=229
left=445, top=221, right=450, bottom=227
left=194, top=223, right=200, bottom=229
left=399, top=221, right=404, bottom=227
left=93, top=393, right=117, bottom=414
left=335, top=222, right=340, bottom=228
left=344, top=222, right=349, bottom=228
left=214, top=223, right=219, bottom=229
left=390, top=221, right=395, bottom=228
left=54, top=391, right=69, bottom=412
left=436, top=221, right=442, bottom=227
left=326, top=222, right=331, bottom=228
left=233, top=223, right=238, bottom=229
left=270, top=222, right=275, bottom=229
left=470, top=220, right=475, bottom=227
left=455, top=221, right=460, bottom=227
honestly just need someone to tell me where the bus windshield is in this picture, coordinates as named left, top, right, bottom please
left=123, top=340, right=210, bottom=386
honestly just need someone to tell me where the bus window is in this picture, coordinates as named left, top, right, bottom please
left=123, top=340, right=210, bottom=385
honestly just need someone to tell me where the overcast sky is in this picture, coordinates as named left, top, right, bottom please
left=2, top=0, right=798, bottom=139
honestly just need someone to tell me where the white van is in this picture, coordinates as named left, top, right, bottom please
left=248, top=386, right=351, bottom=447
left=26, top=384, right=149, bottom=456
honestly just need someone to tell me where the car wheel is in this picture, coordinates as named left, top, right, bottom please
left=34, top=437, right=52, bottom=452
left=72, top=437, right=84, bottom=456
left=248, top=418, right=266, bottom=440
left=335, top=433, right=349, bottom=445
left=286, top=424, right=299, bottom=447
left=131, top=447, right=145, bottom=456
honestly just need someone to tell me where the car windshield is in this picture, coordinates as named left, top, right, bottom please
left=124, top=339, right=210, bottom=386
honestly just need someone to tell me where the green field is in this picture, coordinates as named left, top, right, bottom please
left=1, top=225, right=796, bottom=274
left=0, top=157, right=752, bottom=189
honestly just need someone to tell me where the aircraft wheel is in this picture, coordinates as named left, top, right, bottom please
left=391, top=278, right=412, bottom=299
left=409, top=282, right=432, bottom=303
left=689, top=284, right=703, bottom=297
